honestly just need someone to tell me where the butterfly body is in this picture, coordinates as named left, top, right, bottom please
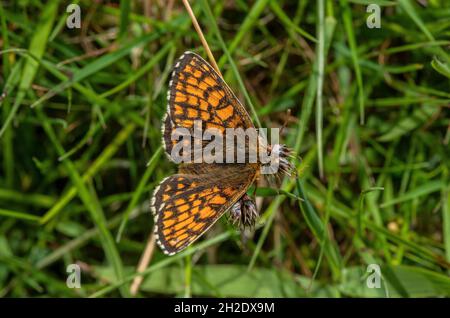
left=151, top=51, right=293, bottom=255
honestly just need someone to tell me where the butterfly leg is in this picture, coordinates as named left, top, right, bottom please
left=229, top=194, right=258, bottom=228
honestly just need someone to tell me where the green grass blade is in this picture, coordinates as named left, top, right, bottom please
left=431, top=56, right=450, bottom=79
left=0, top=0, right=59, bottom=138
left=442, top=174, right=450, bottom=263
left=100, top=43, right=173, bottom=98
left=316, top=0, right=326, bottom=178
left=0, top=208, right=40, bottom=222
left=380, top=180, right=444, bottom=208
left=116, top=146, right=162, bottom=242
left=340, top=0, right=365, bottom=124
left=119, top=0, right=131, bottom=38
left=269, top=1, right=317, bottom=43
left=217, top=0, right=271, bottom=68
left=40, top=123, right=136, bottom=224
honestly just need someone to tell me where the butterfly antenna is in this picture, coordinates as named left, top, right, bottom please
left=279, top=109, right=291, bottom=136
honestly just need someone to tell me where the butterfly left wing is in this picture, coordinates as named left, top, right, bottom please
left=163, top=51, right=254, bottom=160
left=151, top=163, right=257, bottom=255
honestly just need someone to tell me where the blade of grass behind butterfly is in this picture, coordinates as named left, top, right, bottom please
left=340, top=0, right=365, bottom=124
left=0, top=0, right=59, bottom=138
left=35, top=107, right=130, bottom=297
left=199, top=0, right=262, bottom=129
left=116, top=146, right=163, bottom=242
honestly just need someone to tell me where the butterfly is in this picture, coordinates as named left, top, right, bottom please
left=151, top=51, right=294, bottom=255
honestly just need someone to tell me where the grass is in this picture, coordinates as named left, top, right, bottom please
left=0, top=0, right=449, bottom=298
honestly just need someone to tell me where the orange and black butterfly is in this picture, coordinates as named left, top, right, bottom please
left=151, top=51, right=294, bottom=255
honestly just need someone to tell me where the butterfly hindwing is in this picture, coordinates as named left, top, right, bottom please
left=151, top=164, right=257, bottom=255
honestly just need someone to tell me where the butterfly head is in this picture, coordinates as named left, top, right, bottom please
left=267, top=144, right=296, bottom=177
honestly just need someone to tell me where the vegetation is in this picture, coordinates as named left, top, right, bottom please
left=0, top=0, right=449, bottom=297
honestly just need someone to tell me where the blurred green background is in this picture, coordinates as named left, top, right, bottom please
left=0, top=0, right=449, bottom=297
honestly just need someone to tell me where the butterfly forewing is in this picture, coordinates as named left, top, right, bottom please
left=163, top=51, right=254, bottom=159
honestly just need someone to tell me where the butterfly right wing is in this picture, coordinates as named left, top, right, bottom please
left=151, top=164, right=257, bottom=255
